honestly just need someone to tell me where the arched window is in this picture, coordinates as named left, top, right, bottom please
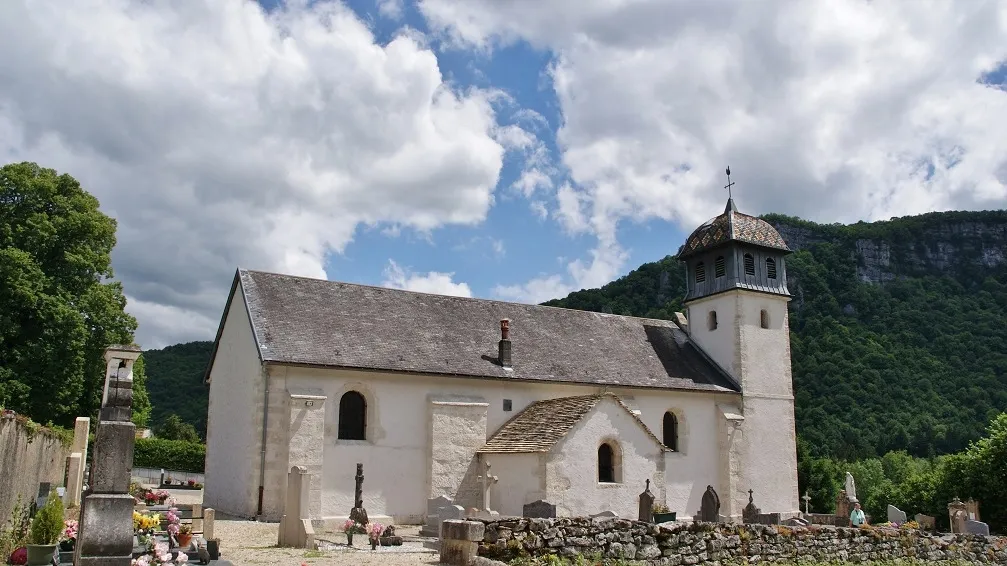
left=760, top=309, right=769, bottom=329
left=766, top=257, right=777, bottom=279
left=695, top=262, right=706, bottom=283
left=663, top=412, right=679, bottom=451
left=708, top=311, right=718, bottom=331
left=598, top=443, right=615, bottom=483
left=743, top=253, right=755, bottom=276
left=338, top=391, right=367, bottom=440
left=714, top=256, right=726, bottom=278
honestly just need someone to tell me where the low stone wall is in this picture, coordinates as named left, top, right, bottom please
left=0, top=413, right=71, bottom=520
left=475, top=517, right=1007, bottom=564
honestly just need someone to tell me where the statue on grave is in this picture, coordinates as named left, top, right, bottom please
left=349, top=463, right=368, bottom=525
left=844, top=472, right=858, bottom=502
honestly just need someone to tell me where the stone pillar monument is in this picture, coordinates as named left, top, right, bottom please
left=75, top=345, right=142, bottom=566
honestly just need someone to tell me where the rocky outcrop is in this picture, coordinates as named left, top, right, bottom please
left=476, top=517, right=1007, bottom=565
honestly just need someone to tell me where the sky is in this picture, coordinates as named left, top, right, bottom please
left=1, top=0, right=1006, bottom=349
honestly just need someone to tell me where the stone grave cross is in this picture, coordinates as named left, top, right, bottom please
left=801, top=491, right=811, bottom=514
left=349, top=463, right=368, bottom=525
left=477, top=460, right=499, bottom=512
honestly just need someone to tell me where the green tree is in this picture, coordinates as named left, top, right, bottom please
left=131, top=356, right=152, bottom=429
left=0, top=161, right=145, bottom=425
left=156, top=414, right=201, bottom=443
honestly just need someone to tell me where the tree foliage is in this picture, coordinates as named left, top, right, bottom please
left=0, top=162, right=144, bottom=426
left=156, top=414, right=201, bottom=443
left=143, top=341, right=214, bottom=435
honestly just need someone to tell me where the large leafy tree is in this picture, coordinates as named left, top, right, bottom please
left=0, top=161, right=142, bottom=426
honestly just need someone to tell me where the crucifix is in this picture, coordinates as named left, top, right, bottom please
left=477, top=459, right=499, bottom=512
left=724, top=166, right=735, bottom=200
left=801, top=491, right=811, bottom=514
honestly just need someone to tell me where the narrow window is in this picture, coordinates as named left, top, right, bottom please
left=695, top=262, right=706, bottom=283
left=714, top=256, right=726, bottom=278
left=663, top=412, right=679, bottom=451
left=338, top=391, right=367, bottom=440
left=708, top=311, right=718, bottom=331
left=598, top=443, right=615, bottom=483
left=503, top=399, right=513, bottom=412
left=744, top=253, right=755, bottom=276
left=760, top=309, right=769, bottom=329
left=766, top=258, right=777, bottom=279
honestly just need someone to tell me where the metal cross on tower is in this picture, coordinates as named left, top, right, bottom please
left=724, top=166, right=735, bottom=199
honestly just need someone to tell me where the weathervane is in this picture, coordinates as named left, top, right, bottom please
left=724, top=166, right=735, bottom=199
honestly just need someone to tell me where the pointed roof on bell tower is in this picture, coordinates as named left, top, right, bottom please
left=677, top=168, right=791, bottom=260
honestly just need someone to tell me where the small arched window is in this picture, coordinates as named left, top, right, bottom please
left=708, top=311, right=718, bottom=331
left=695, top=262, right=706, bottom=283
left=663, top=412, right=679, bottom=451
left=598, top=443, right=615, bottom=483
left=714, top=256, right=726, bottom=278
left=760, top=309, right=769, bottom=329
left=744, top=253, right=755, bottom=276
left=338, top=391, right=367, bottom=440
left=766, top=257, right=777, bottom=279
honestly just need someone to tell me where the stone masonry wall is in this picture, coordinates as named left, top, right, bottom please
left=0, top=413, right=71, bottom=520
left=477, top=517, right=1007, bottom=565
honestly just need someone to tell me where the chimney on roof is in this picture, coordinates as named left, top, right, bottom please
left=498, top=319, right=512, bottom=369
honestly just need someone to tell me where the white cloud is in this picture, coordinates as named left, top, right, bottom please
left=423, top=0, right=1007, bottom=301
left=377, top=0, right=404, bottom=20
left=0, top=0, right=529, bottom=348
left=382, top=259, right=473, bottom=297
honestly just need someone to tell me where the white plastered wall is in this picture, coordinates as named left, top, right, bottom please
left=544, top=396, right=666, bottom=519
left=245, top=365, right=736, bottom=524
left=484, top=453, right=545, bottom=517
left=203, top=283, right=265, bottom=519
left=685, top=289, right=800, bottom=517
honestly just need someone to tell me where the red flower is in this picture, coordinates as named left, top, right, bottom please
left=9, top=547, right=27, bottom=565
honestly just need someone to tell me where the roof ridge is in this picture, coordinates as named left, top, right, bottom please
left=240, top=268, right=682, bottom=326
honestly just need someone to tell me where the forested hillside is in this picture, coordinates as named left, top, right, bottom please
left=143, top=341, right=213, bottom=437
left=545, top=209, right=1007, bottom=461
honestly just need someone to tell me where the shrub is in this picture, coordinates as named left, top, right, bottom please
left=133, top=437, right=205, bottom=473
left=28, top=492, right=64, bottom=545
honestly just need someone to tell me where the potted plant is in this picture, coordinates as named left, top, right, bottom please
left=367, top=522, right=384, bottom=550
left=26, top=491, right=63, bottom=566
left=341, top=519, right=365, bottom=546
left=653, top=503, right=676, bottom=523
left=176, top=523, right=193, bottom=549
left=59, top=519, right=78, bottom=563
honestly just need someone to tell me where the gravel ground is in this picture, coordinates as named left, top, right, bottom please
left=150, top=488, right=444, bottom=566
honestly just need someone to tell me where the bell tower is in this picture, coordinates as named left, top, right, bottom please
left=677, top=168, right=799, bottom=518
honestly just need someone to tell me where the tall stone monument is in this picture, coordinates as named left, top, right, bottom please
left=348, top=463, right=368, bottom=526
left=75, top=345, right=142, bottom=566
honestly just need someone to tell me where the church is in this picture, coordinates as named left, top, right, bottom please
left=202, top=196, right=801, bottom=527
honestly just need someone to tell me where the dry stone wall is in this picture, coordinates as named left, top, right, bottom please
left=0, top=413, right=71, bottom=520
left=475, top=517, right=1007, bottom=565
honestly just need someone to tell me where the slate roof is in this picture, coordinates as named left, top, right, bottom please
left=478, top=393, right=670, bottom=453
left=678, top=198, right=791, bottom=259
left=210, top=269, right=740, bottom=393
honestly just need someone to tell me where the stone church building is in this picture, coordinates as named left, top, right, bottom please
left=202, top=197, right=800, bottom=526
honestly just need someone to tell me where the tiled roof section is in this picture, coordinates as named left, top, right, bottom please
left=237, top=270, right=739, bottom=393
left=478, top=393, right=669, bottom=453
left=679, top=199, right=790, bottom=259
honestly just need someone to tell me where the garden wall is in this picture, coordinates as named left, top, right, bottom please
left=0, top=413, right=71, bottom=521
left=476, top=517, right=1007, bottom=564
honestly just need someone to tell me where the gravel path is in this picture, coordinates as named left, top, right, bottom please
left=149, top=488, right=445, bottom=565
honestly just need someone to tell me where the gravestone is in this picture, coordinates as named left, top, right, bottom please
left=35, top=482, right=52, bottom=512
left=948, top=497, right=968, bottom=534
left=477, top=460, right=499, bottom=513
left=965, top=498, right=981, bottom=521
left=742, top=489, right=760, bottom=524
left=75, top=345, right=143, bottom=566
left=523, top=500, right=556, bottom=519
left=914, top=514, right=936, bottom=531
left=965, top=520, right=990, bottom=536
left=277, top=466, right=314, bottom=549
left=421, top=496, right=454, bottom=537
left=348, top=463, right=368, bottom=526
left=699, top=485, right=720, bottom=522
left=590, top=510, right=617, bottom=519
left=887, top=505, right=907, bottom=524
left=638, top=480, right=655, bottom=522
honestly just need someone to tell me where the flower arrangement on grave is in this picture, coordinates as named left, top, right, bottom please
left=130, top=540, right=188, bottom=566
left=133, top=510, right=161, bottom=548
left=59, top=520, right=78, bottom=552
left=187, top=480, right=196, bottom=488
left=341, top=519, right=366, bottom=546
left=367, top=522, right=384, bottom=550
